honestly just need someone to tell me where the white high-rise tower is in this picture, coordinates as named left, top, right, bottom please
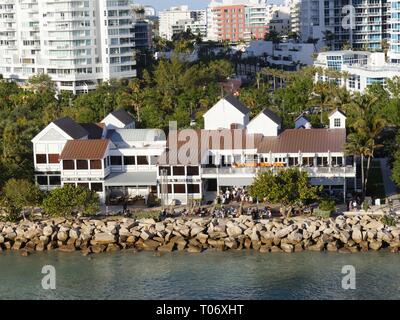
left=0, top=0, right=136, bottom=93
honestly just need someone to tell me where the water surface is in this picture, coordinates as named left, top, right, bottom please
left=0, top=250, right=399, bottom=299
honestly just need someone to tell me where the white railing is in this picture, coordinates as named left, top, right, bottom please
left=201, top=166, right=356, bottom=177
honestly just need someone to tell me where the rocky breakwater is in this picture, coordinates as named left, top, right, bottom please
left=0, top=215, right=400, bottom=256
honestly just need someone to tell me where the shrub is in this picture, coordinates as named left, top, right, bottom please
left=147, top=193, right=161, bottom=208
left=0, top=179, right=43, bottom=221
left=43, top=185, right=99, bottom=217
left=381, top=215, right=397, bottom=227
left=133, top=211, right=160, bottom=220
left=318, top=198, right=336, bottom=212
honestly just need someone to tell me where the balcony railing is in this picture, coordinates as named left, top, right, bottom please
left=201, top=166, right=356, bottom=177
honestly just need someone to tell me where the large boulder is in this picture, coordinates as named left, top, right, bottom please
left=92, top=233, right=116, bottom=245
left=280, top=243, right=294, bottom=253
left=57, top=231, right=68, bottom=242
left=42, top=226, right=53, bottom=237
left=227, top=225, right=242, bottom=238
left=158, top=242, right=175, bottom=252
left=307, top=241, right=325, bottom=251
left=351, top=229, right=363, bottom=244
left=276, top=225, right=297, bottom=238
left=369, top=240, right=382, bottom=251
left=365, top=220, right=384, bottom=230
left=142, top=239, right=160, bottom=251
left=190, top=226, right=205, bottom=237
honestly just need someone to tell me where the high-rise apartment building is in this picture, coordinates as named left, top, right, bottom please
left=0, top=0, right=136, bottom=94
left=299, top=0, right=388, bottom=51
left=388, top=0, right=400, bottom=63
left=207, top=0, right=268, bottom=43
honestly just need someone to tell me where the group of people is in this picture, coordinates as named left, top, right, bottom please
left=217, top=187, right=253, bottom=205
left=158, top=205, right=273, bottom=220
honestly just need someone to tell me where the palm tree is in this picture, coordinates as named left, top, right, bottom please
left=345, top=94, right=386, bottom=198
left=345, top=132, right=369, bottom=196
left=322, top=30, right=335, bottom=50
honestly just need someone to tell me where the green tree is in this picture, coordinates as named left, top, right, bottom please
left=43, top=185, right=99, bottom=217
left=249, top=169, right=321, bottom=217
left=0, top=179, right=42, bottom=220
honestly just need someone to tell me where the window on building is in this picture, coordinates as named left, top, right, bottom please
left=91, top=183, right=103, bottom=192
left=90, top=160, right=102, bottom=170
left=334, top=118, right=341, bottom=127
left=63, top=160, right=75, bottom=170
left=110, top=156, right=122, bottom=165
left=317, top=157, right=329, bottom=166
left=76, top=160, right=89, bottom=170
left=49, top=176, right=61, bottom=185
left=302, top=157, right=314, bottom=167
left=159, top=166, right=171, bottom=175
left=173, top=166, right=185, bottom=176
left=174, top=184, right=186, bottom=194
left=124, top=156, right=135, bottom=165
left=187, top=166, right=199, bottom=176
left=288, top=157, right=299, bottom=166
left=48, top=154, right=60, bottom=164
left=36, top=154, right=47, bottom=164
left=187, top=184, right=200, bottom=193
left=137, top=156, right=148, bottom=165
left=36, top=176, right=48, bottom=185
left=77, top=183, right=89, bottom=189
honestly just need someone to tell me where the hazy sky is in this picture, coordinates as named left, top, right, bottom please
left=138, top=0, right=283, bottom=12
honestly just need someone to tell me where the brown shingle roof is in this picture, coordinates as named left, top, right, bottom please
left=159, top=128, right=346, bottom=165
left=60, top=139, right=109, bottom=160
left=159, top=129, right=261, bottom=165
left=257, top=129, right=346, bottom=153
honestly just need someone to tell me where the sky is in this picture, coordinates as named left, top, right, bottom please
left=138, top=0, right=283, bottom=12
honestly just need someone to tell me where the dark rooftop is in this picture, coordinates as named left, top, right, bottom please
left=53, top=117, right=88, bottom=139
left=110, top=109, right=135, bottom=125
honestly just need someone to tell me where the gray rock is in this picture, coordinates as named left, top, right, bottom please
left=227, top=225, right=242, bottom=238
left=43, top=226, right=53, bottom=236
left=93, top=233, right=116, bottom=244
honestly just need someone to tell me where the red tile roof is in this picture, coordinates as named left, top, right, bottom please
left=60, top=139, right=109, bottom=160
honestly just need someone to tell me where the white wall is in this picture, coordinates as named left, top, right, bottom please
left=329, top=111, right=346, bottom=129
left=247, top=113, right=280, bottom=136
left=204, top=99, right=249, bottom=130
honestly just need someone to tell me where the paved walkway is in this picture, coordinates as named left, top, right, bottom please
left=379, top=158, right=398, bottom=198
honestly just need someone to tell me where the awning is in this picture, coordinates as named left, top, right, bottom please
left=218, top=177, right=254, bottom=187
left=104, top=172, right=157, bottom=186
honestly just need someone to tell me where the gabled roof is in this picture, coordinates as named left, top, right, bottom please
left=80, top=123, right=104, bottom=139
left=53, top=117, right=88, bottom=139
left=223, top=94, right=250, bottom=115
left=260, top=108, right=282, bottom=125
left=60, top=139, right=109, bottom=160
left=109, top=109, right=135, bottom=125
left=329, top=109, right=347, bottom=118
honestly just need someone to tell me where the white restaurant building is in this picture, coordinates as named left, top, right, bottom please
left=32, top=95, right=356, bottom=205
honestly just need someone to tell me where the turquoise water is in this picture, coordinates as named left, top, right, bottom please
left=0, top=250, right=399, bottom=300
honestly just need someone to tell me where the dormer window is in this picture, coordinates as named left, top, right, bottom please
left=334, top=118, right=341, bottom=128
